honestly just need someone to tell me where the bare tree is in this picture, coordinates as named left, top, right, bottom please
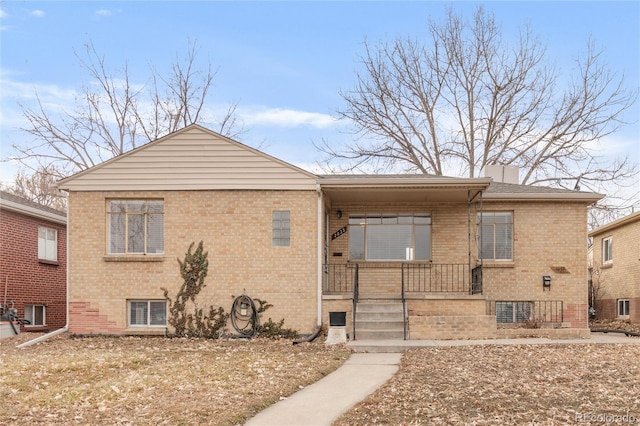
left=321, top=6, right=638, bottom=209
left=9, top=39, right=242, bottom=178
left=1, top=165, right=67, bottom=211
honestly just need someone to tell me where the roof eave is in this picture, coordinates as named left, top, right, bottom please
left=484, top=193, right=605, bottom=202
left=0, top=199, right=67, bottom=225
left=319, top=177, right=493, bottom=189
left=589, top=210, right=640, bottom=236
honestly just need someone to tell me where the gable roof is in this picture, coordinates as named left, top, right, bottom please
left=57, top=124, right=317, bottom=191
left=589, top=210, right=640, bottom=236
left=0, top=190, right=67, bottom=225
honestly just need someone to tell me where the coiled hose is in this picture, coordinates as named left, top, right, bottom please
left=230, top=294, right=259, bottom=337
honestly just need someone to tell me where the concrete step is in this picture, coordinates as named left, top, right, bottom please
left=356, top=319, right=405, bottom=330
left=355, top=329, right=405, bottom=340
left=356, top=311, right=404, bottom=321
left=356, top=302, right=404, bottom=313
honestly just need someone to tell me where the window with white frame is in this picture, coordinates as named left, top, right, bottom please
left=272, top=210, right=290, bottom=247
left=348, top=213, right=431, bottom=261
left=478, top=212, right=513, bottom=260
left=602, top=237, right=613, bottom=264
left=24, top=304, right=46, bottom=326
left=38, top=227, right=57, bottom=261
left=617, top=299, right=630, bottom=317
left=495, top=301, right=532, bottom=323
left=128, top=300, right=167, bottom=326
left=108, top=200, right=164, bottom=254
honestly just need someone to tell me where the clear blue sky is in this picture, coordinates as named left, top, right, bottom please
left=1, top=1, right=639, bottom=187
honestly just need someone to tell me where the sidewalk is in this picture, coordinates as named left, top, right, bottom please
left=245, top=332, right=640, bottom=425
left=244, top=352, right=402, bottom=426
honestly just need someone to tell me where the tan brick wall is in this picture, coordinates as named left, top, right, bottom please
left=591, top=218, right=640, bottom=321
left=410, top=315, right=497, bottom=339
left=326, top=200, right=591, bottom=330
left=67, top=190, right=319, bottom=335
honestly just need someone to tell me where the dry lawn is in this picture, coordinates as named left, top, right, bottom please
left=336, top=343, right=640, bottom=425
left=0, top=333, right=350, bottom=425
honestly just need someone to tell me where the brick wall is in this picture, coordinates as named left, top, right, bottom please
left=590, top=218, right=640, bottom=321
left=0, top=208, right=67, bottom=331
left=326, top=199, right=591, bottom=331
left=67, top=190, right=319, bottom=335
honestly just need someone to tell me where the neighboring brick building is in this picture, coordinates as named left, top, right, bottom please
left=589, top=211, right=640, bottom=322
left=57, top=125, right=603, bottom=339
left=0, top=191, right=67, bottom=332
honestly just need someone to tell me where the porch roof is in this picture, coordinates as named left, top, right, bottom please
left=318, top=175, right=492, bottom=203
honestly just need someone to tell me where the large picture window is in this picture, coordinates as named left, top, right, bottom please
left=108, top=200, right=164, bottom=254
left=38, top=227, right=57, bottom=261
left=478, top=212, right=513, bottom=260
left=348, top=214, right=431, bottom=261
left=129, top=300, right=167, bottom=326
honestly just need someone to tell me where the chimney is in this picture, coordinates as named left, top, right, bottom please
left=484, top=165, right=519, bottom=184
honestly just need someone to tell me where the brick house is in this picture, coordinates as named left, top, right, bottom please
left=588, top=211, right=640, bottom=322
left=0, top=190, right=67, bottom=333
left=57, top=125, right=602, bottom=339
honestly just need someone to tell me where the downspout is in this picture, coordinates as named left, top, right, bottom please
left=17, top=192, right=70, bottom=348
left=316, top=184, right=323, bottom=328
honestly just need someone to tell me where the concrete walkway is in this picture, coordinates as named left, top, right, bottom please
left=245, top=332, right=640, bottom=425
left=244, top=353, right=402, bottom=426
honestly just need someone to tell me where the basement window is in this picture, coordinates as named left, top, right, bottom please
left=128, top=300, right=167, bottom=327
left=24, top=304, right=46, bottom=326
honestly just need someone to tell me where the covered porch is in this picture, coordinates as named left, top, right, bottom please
left=318, top=175, right=492, bottom=340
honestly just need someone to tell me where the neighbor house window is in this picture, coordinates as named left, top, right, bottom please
left=478, top=212, right=513, bottom=260
left=129, top=300, right=167, bottom=326
left=602, top=237, right=613, bottom=264
left=617, top=299, right=630, bottom=317
left=108, top=200, right=164, bottom=254
left=38, top=227, right=57, bottom=261
left=272, top=210, right=290, bottom=247
left=348, top=214, right=431, bottom=261
left=495, top=301, right=531, bottom=323
left=24, top=304, right=45, bottom=326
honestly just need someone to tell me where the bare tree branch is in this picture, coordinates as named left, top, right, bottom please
left=321, top=5, right=639, bottom=216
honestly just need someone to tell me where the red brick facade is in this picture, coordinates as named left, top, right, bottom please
left=0, top=198, right=67, bottom=332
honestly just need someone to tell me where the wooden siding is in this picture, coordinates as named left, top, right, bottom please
left=58, top=126, right=317, bottom=191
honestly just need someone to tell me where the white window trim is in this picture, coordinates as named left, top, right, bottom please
left=24, top=304, right=46, bottom=327
left=617, top=299, right=630, bottom=318
left=107, top=200, right=164, bottom=255
left=602, top=236, right=613, bottom=264
left=38, top=227, right=58, bottom=262
left=478, top=212, right=513, bottom=261
left=128, top=300, right=167, bottom=327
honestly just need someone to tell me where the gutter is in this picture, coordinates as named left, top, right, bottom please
left=316, top=184, right=323, bottom=328
left=16, top=196, right=70, bottom=349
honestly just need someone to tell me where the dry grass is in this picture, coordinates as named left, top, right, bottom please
left=0, top=333, right=350, bottom=425
left=335, top=344, right=640, bottom=425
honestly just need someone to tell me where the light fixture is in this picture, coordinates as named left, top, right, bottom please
left=336, top=210, right=342, bottom=219
left=543, top=276, right=551, bottom=290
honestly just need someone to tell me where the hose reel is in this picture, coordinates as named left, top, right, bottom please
left=230, top=294, right=259, bottom=337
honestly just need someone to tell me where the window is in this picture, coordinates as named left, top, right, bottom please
left=108, top=200, right=164, bottom=254
left=38, top=227, right=57, bottom=261
left=617, top=299, right=630, bottom=317
left=496, top=301, right=531, bottom=323
left=602, top=237, right=613, bottom=264
left=24, top=304, right=46, bottom=326
left=129, top=300, right=167, bottom=326
left=272, top=210, right=290, bottom=247
left=478, top=212, right=513, bottom=260
left=348, top=214, right=431, bottom=261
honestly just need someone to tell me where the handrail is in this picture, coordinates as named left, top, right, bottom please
left=352, top=263, right=359, bottom=340
left=401, top=264, right=407, bottom=340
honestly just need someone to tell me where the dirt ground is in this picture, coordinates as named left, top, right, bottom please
left=1, top=323, right=639, bottom=425
left=0, top=333, right=350, bottom=425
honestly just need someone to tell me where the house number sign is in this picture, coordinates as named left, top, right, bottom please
left=331, top=226, right=347, bottom=240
